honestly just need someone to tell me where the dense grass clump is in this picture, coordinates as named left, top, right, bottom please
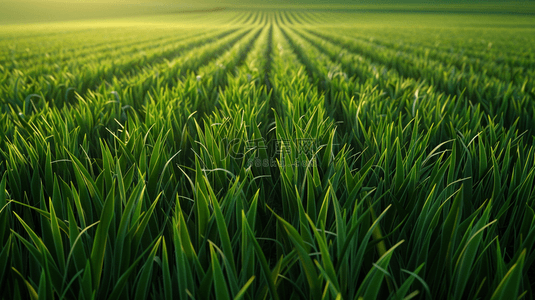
left=1, top=7, right=535, bottom=300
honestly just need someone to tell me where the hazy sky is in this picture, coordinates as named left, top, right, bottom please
left=1, top=0, right=531, bottom=24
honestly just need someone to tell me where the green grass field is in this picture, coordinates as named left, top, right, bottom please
left=1, top=2, right=535, bottom=299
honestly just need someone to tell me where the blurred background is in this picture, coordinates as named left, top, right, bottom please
left=1, top=0, right=534, bottom=25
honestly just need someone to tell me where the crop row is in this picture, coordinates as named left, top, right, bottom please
left=1, top=10, right=534, bottom=300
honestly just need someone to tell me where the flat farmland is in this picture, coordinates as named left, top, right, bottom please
left=1, top=5, right=535, bottom=299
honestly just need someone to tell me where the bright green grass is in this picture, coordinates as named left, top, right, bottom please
left=1, top=6, right=535, bottom=300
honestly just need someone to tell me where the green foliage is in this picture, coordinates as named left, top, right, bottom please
left=0, top=6, right=534, bottom=300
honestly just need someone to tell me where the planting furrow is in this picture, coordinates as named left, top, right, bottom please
left=83, top=27, right=254, bottom=114
left=251, top=11, right=262, bottom=25
left=312, top=28, right=534, bottom=89
left=186, top=27, right=264, bottom=119
left=295, top=27, right=528, bottom=140
left=347, top=28, right=535, bottom=67
left=280, top=26, right=403, bottom=140
left=272, top=11, right=280, bottom=25
left=4, top=27, right=218, bottom=81
left=260, top=11, right=269, bottom=25
left=0, top=25, right=201, bottom=64
left=282, top=11, right=294, bottom=26
left=126, top=26, right=263, bottom=164
left=272, top=11, right=281, bottom=26
left=256, top=11, right=266, bottom=26
left=306, top=29, right=535, bottom=136
left=228, top=11, right=251, bottom=25
left=355, top=28, right=535, bottom=64
left=148, top=28, right=254, bottom=81
left=291, top=27, right=386, bottom=85
left=214, top=25, right=272, bottom=118
left=0, top=28, right=185, bottom=68
left=288, top=11, right=304, bottom=25
left=255, top=11, right=263, bottom=26
left=5, top=29, right=211, bottom=78
left=293, top=10, right=310, bottom=25
left=308, top=10, right=330, bottom=23
left=270, top=25, right=320, bottom=120
left=264, top=24, right=274, bottom=94
left=298, top=11, right=320, bottom=24
left=282, top=11, right=295, bottom=25
left=258, top=11, right=267, bottom=26
left=240, top=11, right=255, bottom=25
left=278, top=27, right=319, bottom=84
left=279, top=26, right=350, bottom=123
left=332, top=28, right=534, bottom=86
left=285, top=24, right=518, bottom=189
left=1, top=28, right=240, bottom=109
left=295, top=11, right=316, bottom=25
